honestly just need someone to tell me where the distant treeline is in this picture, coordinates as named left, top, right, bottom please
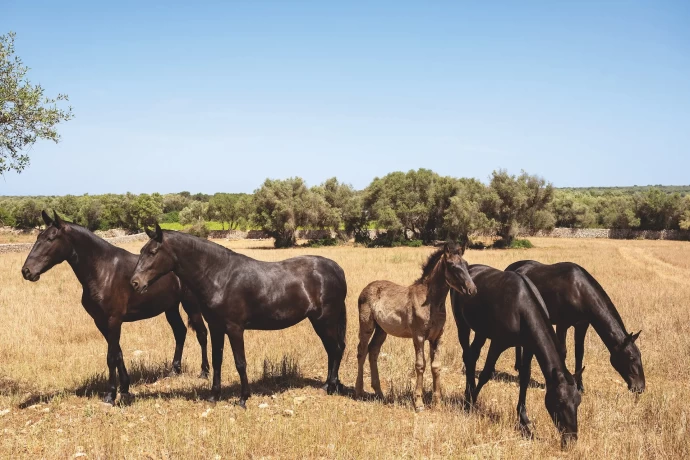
left=2, top=170, right=689, bottom=247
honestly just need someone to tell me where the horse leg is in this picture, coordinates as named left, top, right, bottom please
left=181, top=296, right=210, bottom=379
left=165, top=308, right=187, bottom=376
left=574, top=323, right=589, bottom=392
left=514, top=346, right=522, bottom=372
left=310, top=316, right=346, bottom=395
left=227, top=325, right=250, bottom=408
left=105, top=318, right=123, bottom=404
left=429, top=336, right=443, bottom=407
left=517, top=349, right=534, bottom=438
left=355, top=318, right=375, bottom=399
left=473, top=340, right=502, bottom=401
left=368, top=326, right=388, bottom=399
left=412, top=335, right=426, bottom=412
left=466, top=333, right=487, bottom=406
left=208, top=323, right=225, bottom=403
left=96, top=321, right=128, bottom=403
left=556, top=324, right=568, bottom=362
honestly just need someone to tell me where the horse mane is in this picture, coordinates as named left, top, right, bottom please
left=415, top=246, right=446, bottom=284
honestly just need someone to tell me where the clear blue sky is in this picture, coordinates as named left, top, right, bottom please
left=2, top=0, right=689, bottom=195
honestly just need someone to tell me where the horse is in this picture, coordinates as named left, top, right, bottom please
left=355, top=242, right=476, bottom=411
left=451, top=264, right=582, bottom=448
left=21, top=211, right=210, bottom=404
left=506, top=260, right=645, bottom=393
left=129, top=223, right=347, bottom=408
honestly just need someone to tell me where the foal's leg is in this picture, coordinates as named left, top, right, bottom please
left=412, top=335, right=426, bottom=412
left=517, top=349, right=535, bottom=437
left=165, top=308, right=187, bottom=375
left=472, top=340, right=503, bottom=401
left=429, top=336, right=443, bottom=406
left=368, top=326, right=388, bottom=399
left=574, top=323, right=589, bottom=392
left=355, top=318, right=375, bottom=398
left=227, top=324, right=250, bottom=408
left=208, top=323, right=225, bottom=403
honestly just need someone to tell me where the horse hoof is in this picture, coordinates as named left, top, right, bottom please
left=102, top=395, right=115, bottom=405
left=237, top=399, right=247, bottom=410
left=207, top=394, right=219, bottom=403
left=415, top=406, right=425, bottom=413
left=199, top=371, right=209, bottom=380
left=520, top=423, right=534, bottom=440
left=120, top=393, right=135, bottom=406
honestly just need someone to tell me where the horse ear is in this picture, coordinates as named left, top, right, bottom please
left=154, top=222, right=163, bottom=242
left=53, top=211, right=64, bottom=228
left=461, top=239, right=469, bottom=255
left=42, top=210, right=53, bottom=226
left=145, top=226, right=156, bottom=239
left=631, top=330, right=641, bottom=342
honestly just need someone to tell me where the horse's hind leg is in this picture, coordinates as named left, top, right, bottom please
left=473, top=340, right=503, bottom=401
left=355, top=316, right=375, bottom=398
left=310, top=307, right=346, bottom=395
left=368, top=326, right=388, bottom=399
left=556, top=324, right=568, bottom=362
left=165, top=308, right=187, bottom=375
left=208, top=323, right=225, bottom=403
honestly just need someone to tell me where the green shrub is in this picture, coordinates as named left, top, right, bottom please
left=184, top=221, right=210, bottom=239
left=492, top=238, right=534, bottom=249
left=160, top=211, right=180, bottom=223
left=367, top=232, right=424, bottom=248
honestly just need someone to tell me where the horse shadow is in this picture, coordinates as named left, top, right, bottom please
left=13, top=360, right=332, bottom=408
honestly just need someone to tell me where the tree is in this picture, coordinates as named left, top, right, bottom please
left=596, top=193, right=640, bottom=229
left=312, top=178, right=357, bottom=239
left=207, top=193, right=248, bottom=230
left=486, top=170, right=554, bottom=244
left=123, top=193, right=163, bottom=231
left=1, top=32, right=73, bottom=174
left=363, top=169, right=445, bottom=242
left=252, top=177, right=321, bottom=248
left=179, top=200, right=209, bottom=226
left=442, top=179, right=495, bottom=244
left=633, top=189, right=684, bottom=230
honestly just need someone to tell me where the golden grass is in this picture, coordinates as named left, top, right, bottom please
left=1, top=237, right=689, bottom=458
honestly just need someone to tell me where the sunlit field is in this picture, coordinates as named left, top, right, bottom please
left=1, top=237, right=688, bottom=458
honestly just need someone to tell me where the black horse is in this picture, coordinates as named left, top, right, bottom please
left=130, top=224, right=347, bottom=408
left=451, top=264, right=582, bottom=448
left=21, top=211, right=210, bottom=404
left=506, top=260, right=645, bottom=393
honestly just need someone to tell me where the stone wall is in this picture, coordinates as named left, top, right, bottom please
left=0, top=232, right=149, bottom=255
left=520, top=228, right=690, bottom=240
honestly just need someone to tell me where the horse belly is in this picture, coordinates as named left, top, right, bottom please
left=372, top=303, right=412, bottom=338
left=244, top=298, right=313, bottom=331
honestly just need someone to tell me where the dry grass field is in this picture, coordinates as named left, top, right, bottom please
left=1, top=237, right=689, bottom=459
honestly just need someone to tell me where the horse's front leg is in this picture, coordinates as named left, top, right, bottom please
left=412, top=335, right=427, bottom=412
left=429, top=336, right=443, bottom=407
left=574, top=323, right=589, bottom=392
left=105, top=317, right=123, bottom=404
left=517, top=349, right=535, bottom=438
left=227, top=324, right=250, bottom=408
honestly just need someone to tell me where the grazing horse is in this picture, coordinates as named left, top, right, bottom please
left=355, top=242, right=476, bottom=411
left=451, top=265, right=582, bottom=448
left=506, top=260, right=645, bottom=393
left=21, top=211, right=210, bottom=404
left=130, top=224, right=347, bottom=408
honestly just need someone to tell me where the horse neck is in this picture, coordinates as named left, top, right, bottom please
left=524, top=309, right=569, bottom=383
left=585, top=291, right=629, bottom=353
left=421, top=259, right=450, bottom=309
left=65, top=226, right=115, bottom=286
left=167, top=233, right=231, bottom=297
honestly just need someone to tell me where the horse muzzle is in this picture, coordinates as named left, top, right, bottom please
left=130, top=278, right=148, bottom=294
left=21, top=267, right=40, bottom=282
